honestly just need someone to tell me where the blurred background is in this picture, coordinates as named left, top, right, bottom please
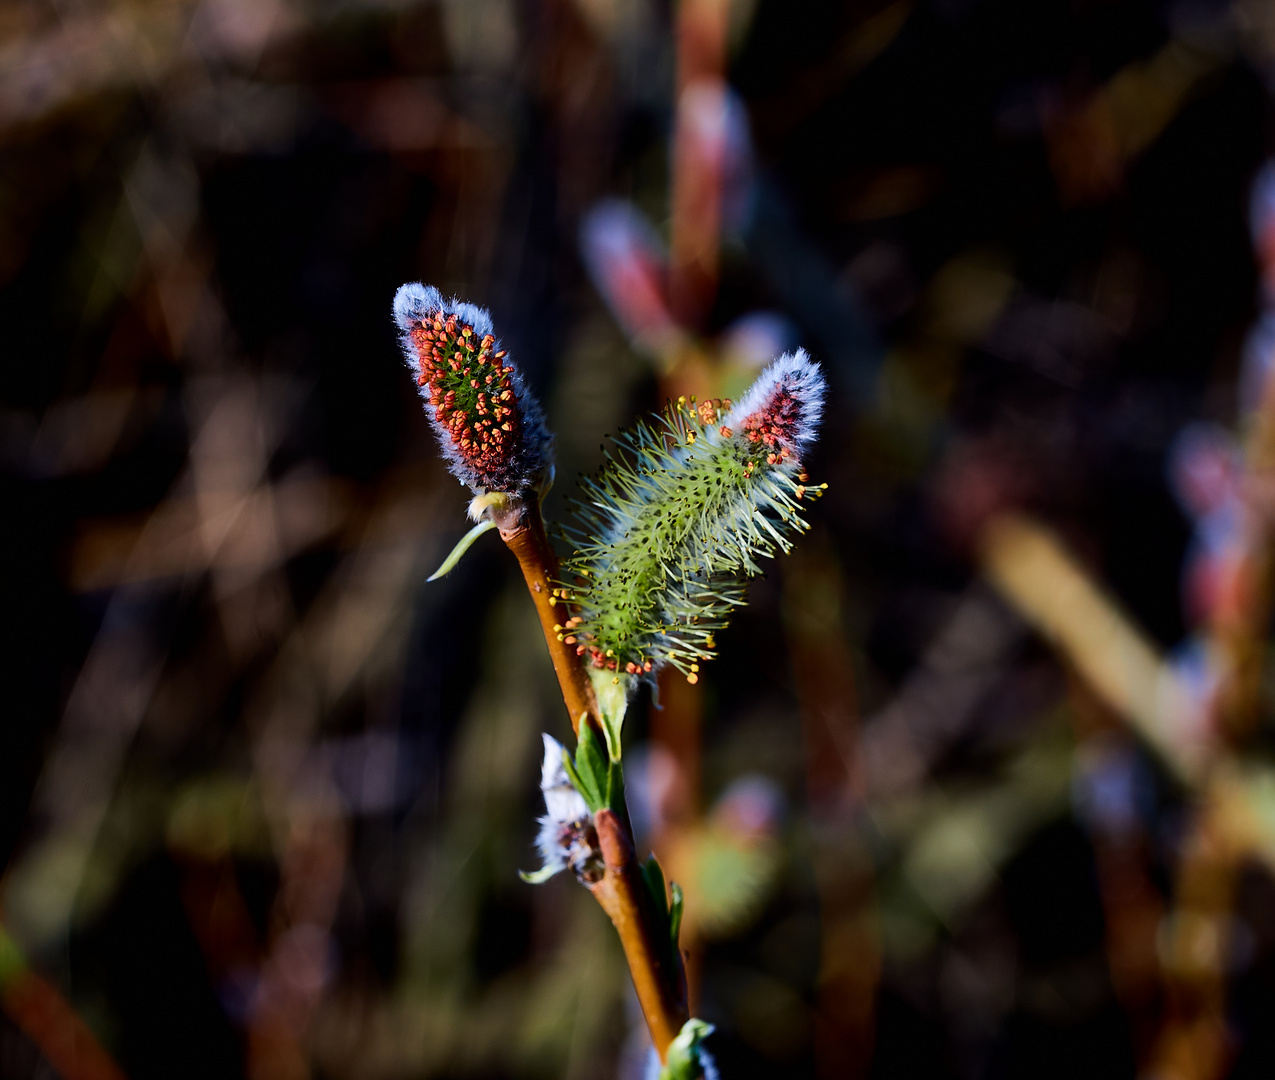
left=4, top=0, right=1275, bottom=1077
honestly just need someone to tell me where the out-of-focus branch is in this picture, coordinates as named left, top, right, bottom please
left=978, top=512, right=1275, bottom=866
left=1143, top=797, right=1238, bottom=1080
left=783, top=535, right=879, bottom=1080
left=978, top=511, right=1206, bottom=785
left=0, top=928, right=127, bottom=1080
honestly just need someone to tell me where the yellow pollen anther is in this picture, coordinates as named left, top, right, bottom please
left=687, top=673, right=699, bottom=684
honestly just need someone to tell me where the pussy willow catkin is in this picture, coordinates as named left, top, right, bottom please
left=394, top=283, right=552, bottom=496
left=562, top=351, right=826, bottom=683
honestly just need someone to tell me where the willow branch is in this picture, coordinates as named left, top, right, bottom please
left=499, top=502, right=600, bottom=738
left=500, top=501, right=689, bottom=1060
left=592, top=809, right=690, bottom=1057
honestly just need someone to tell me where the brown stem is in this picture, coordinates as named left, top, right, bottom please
left=498, top=504, right=600, bottom=737
left=591, top=810, right=690, bottom=1058
left=499, top=501, right=689, bottom=1059
left=3, top=971, right=128, bottom=1080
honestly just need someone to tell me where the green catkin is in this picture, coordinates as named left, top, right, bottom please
left=562, top=351, right=826, bottom=684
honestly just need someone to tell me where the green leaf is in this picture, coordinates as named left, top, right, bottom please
left=605, top=757, right=625, bottom=815
left=659, top=1018, right=716, bottom=1080
left=668, top=881, right=684, bottom=953
left=640, top=855, right=669, bottom=922
left=589, top=669, right=629, bottom=762
left=427, top=519, right=496, bottom=581
left=573, top=723, right=609, bottom=812
left=560, top=747, right=601, bottom=813
left=639, top=856, right=685, bottom=978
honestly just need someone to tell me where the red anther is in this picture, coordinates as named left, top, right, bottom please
left=720, top=426, right=732, bottom=437
left=481, top=334, right=495, bottom=349
left=494, top=350, right=508, bottom=359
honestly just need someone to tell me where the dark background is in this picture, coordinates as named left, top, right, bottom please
left=2, top=0, right=1275, bottom=1077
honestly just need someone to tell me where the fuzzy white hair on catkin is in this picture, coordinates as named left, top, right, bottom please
left=391, top=282, right=552, bottom=495
left=717, top=348, right=825, bottom=454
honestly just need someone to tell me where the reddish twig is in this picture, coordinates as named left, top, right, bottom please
left=2, top=970, right=128, bottom=1080
left=591, top=810, right=690, bottom=1057
left=500, top=501, right=689, bottom=1060
left=498, top=504, right=600, bottom=738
